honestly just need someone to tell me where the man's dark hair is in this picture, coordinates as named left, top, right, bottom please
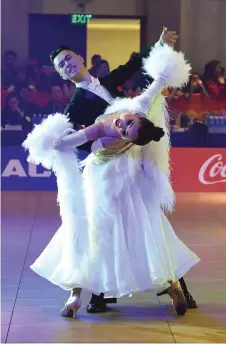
left=132, top=117, right=165, bottom=146
left=49, top=45, right=74, bottom=65
left=4, top=50, right=17, bottom=59
left=91, top=54, right=101, bottom=64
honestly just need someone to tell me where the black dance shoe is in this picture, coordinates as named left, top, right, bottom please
left=86, top=293, right=107, bottom=313
left=184, top=291, right=198, bottom=308
left=86, top=301, right=107, bottom=313
left=157, top=289, right=198, bottom=309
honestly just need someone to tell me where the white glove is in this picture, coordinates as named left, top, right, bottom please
left=62, top=128, right=76, bottom=136
left=53, top=129, right=88, bottom=151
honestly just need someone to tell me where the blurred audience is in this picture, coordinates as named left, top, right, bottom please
left=42, top=84, right=66, bottom=114
left=1, top=92, right=32, bottom=131
left=1, top=49, right=226, bottom=138
left=184, top=73, right=208, bottom=97
left=88, top=54, right=102, bottom=77
left=63, top=81, right=76, bottom=101
left=203, top=60, right=226, bottom=99
left=95, top=59, right=110, bottom=78
left=122, top=77, right=142, bottom=98
left=1, top=51, right=17, bottom=89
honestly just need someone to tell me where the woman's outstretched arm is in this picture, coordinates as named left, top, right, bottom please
left=53, top=122, right=106, bottom=151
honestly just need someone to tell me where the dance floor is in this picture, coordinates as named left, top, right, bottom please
left=1, top=191, right=226, bottom=343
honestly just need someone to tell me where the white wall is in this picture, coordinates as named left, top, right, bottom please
left=145, top=0, right=181, bottom=49
left=180, top=0, right=226, bottom=73
left=2, top=0, right=30, bottom=63
left=30, top=0, right=145, bottom=15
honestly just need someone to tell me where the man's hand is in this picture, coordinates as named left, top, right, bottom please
left=160, top=27, right=178, bottom=47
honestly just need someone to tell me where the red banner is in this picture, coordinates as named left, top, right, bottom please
left=169, top=95, right=226, bottom=115
left=171, top=148, right=226, bottom=192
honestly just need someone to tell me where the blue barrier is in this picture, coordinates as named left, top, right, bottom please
left=1, top=147, right=88, bottom=191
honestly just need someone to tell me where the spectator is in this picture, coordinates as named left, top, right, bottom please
left=63, top=81, right=76, bottom=101
left=26, top=59, right=41, bottom=90
left=1, top=92, right=32, bottom=131
left=95, top=59, right=110, bottom=78
left=203, top=60, right=225, bottom=99
left=39, top=65, right=55, bottom=90
left=122, top=76, right=142, bottom=98
left=1, top=50, right=17, bottom=89
left=88, top=54, right=101, bottom=77
left=218, top=66, right=225, bottom=86
left=19, top=87, right=41, bottom=115
left=42, top=84, right=66, bottom=114
left=13, top=68, right=28, bottom=92
left=184, top=73, right=208, bottom=97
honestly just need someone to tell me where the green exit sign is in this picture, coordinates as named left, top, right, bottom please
left=71, top=14, right=92, bottom=24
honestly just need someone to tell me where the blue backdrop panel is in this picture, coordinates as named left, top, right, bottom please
left=1, top=147, right=88, bottom=191
left=29, top=14, right=87, bottom=65
left=1, top=147, right=56, bottom=190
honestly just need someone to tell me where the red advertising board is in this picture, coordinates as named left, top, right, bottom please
left=171, top=148, right=226, bottom=192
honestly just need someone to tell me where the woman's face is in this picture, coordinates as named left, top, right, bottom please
left=8, top=96, right=19, bottom=110
left=113, top=113, right=143, bottom=141
left=216, top=63, right=222, bottom=76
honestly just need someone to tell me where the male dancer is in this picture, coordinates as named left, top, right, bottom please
left=49, top=27, right=197, bottom=313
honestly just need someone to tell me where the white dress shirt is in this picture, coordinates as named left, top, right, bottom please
left=76, top=75, right=114, bottom=105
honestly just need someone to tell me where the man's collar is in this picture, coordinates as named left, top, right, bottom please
left=77, top=75, right=100, bottom=88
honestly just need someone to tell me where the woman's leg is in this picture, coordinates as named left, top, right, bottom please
left=157, top=277, right=198, bottom=308
left=167, top=280, right=188, bottom=316
left=61, top=288, right=82, bottom=318
left=71, top=287, right=82, bottom=298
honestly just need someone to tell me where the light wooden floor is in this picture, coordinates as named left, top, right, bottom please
left=1, top=191, right=226, bottom=343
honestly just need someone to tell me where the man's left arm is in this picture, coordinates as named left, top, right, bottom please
left=101, top=27, right=178, bottom=89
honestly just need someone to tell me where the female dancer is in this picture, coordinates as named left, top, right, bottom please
left=23, top=45, right=199, bottom=318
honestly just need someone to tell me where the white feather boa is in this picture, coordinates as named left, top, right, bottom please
left=22, top=114, right=88, bottom=247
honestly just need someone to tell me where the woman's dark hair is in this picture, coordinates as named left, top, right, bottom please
left=49, top=45, right=75, bottom=65
left=203, top=60, right=220, bottom=81
left=132, top=117, right=165, bottom=146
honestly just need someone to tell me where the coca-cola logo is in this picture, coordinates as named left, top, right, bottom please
left=199, top=154, right=226, bottom=185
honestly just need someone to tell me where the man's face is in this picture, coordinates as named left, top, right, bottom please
left=5, top=53, right=16, bottom=69
left=54, top=50, right=84, bottom=81
left=92, top=56, right=101, bottom=67
left=51, top=85, right=63, bottom=103
left=96, top=63, right=110, bottom=78
left=8, top=96, right=19, bottom=110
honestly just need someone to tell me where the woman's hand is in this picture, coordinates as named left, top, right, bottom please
left=52, top=128, right=76, bottom=151
left=160, top=27, right=178, bottom=47
left=52, top=138, right=65, bottom=151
